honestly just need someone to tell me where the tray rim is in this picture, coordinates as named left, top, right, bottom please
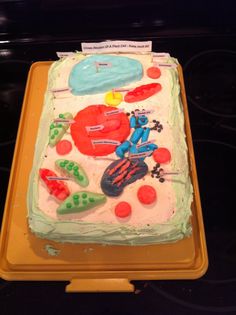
left=0, top=60, right=208, bottom=284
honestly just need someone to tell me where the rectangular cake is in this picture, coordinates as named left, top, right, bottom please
left=27, top=43, right=193, bottom=245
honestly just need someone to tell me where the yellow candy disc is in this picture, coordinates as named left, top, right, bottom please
left=105, top=91, right=123, bottom=107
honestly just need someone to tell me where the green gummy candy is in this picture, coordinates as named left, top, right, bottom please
left=57, top=191, right=106, bottom=215
left=55, top=159, right=89, bottom=187
left=49, top=112, right=73, bottom=147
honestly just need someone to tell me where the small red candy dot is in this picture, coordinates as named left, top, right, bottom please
left=153, top=147, right=171, bottom=164
left=56, top=140, right=72, bottom=155
left=115, top=201, right=132, bottom=218
left=137, top=185, right=157, bottom=205
left=147, top=66, right=161, bottom=79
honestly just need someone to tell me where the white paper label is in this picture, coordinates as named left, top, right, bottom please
left=54, top=118, right=75, bottom=124
left=86, top=124, right=104, bottom=132
left=135, top=109, right=154, bottom=116
left=104, top=108, right=124, bottom=116
left=95, top=62, right=112, bottom=67
left=81, top=41, right=152, bottom=53
left=153, top=52, right=170, bottom=58
left=92, top=139, right=121, bottom=145
left=154, top=62, right=177, bottom=68
left=136, top=140, right=156, bottom=149
left=56, top=52, right=74, bottom=58
left=129, top=151, right=153, bottom=159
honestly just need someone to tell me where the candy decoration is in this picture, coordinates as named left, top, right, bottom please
left=55, top=159, right=89, bottom=187
left=101, top=158, right=148, bottom=196
left=57, top=191, right=106, bottom=215
left=146, top=66, right=161, bottom=79
left=124, top=83, right=162, bottom=103
left=105, top=91, right=123, bottom=106
left=137, top=185, right=157, bottom=204
left=56, top=140, right=72, bottom=155
left=39, top=168, right=70, bottom=201
left=153, top=148, right=171, bottom=164
left=115, top=201, right=132, bottom=218
left=49, top=112, right=73, bottom=147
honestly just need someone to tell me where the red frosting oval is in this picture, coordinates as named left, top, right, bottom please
left=71, top=105, right=130, bottom=156
left=115, top=201, right=132, bottom=218
left=147, top=66, right=161, bottom=79
left=137, top=185, right=157, bottom=205
left=56, top=140, right=72, bottom=155
left=124, top=83, right=162, bottom=103
left=153, top=148, right=171, bottom=164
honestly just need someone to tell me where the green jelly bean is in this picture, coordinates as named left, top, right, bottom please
left=66, top=203, right=72, bottom=208
left=54, top=129, right=59, bottom=135
left=89, top=197, right=95, bottom=202
left=60, top=162, right=65, bottom=167
left=50, top=124, right=55, bottom=129
left=69, top=162, right=74, bottom=167
left=74, top=171, right=79, bottom=176
left=82, top=193, right=87, bottom=199
left=64, top=160, right=69, bottom=164
left=78, top=175, right=84, bottom=181
left=59, top=113, right=64, bottom=118
left=74, top=200, right=79, bottom=205
left=73, top=194, right=79, bottom=200
left=58, top=124, right=63, bottom=128
left=67, top=165, right=72, bottom=171
left=73, top=166, right=79, bottom=171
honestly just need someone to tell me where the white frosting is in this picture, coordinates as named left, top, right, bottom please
left=27, top=52, right=193, bottom=245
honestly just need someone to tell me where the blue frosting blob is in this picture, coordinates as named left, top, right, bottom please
left=69, top=55, right=143, bottom=95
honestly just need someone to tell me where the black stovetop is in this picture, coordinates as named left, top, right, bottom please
left=1, top=2, right=236, bottom=311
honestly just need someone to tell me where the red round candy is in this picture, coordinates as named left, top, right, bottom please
left=147, top=66, right=161, bottom=79
left=153, top=148, right=171, bottom=164
left=115, top=201, right=132, bottom=218
left=56, top=140, right=72, bottom=155
left=137, top=185, right=157, bottom=205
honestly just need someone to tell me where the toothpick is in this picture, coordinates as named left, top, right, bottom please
left=46, top=176, right=70, bottom=181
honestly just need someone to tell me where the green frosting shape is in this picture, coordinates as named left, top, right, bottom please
left=57, top=191, right=106, bottom=215
left=49, top=112, right=73, bottom=147
left=55, top=159, right=89, bottom=187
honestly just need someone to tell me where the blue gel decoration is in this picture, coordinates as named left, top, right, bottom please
left=141, top=128, right=150, bottom=142
left=116, top=140, right=131, bottom=158
left=138, top=116, right=148, bottom=126
left=130, top=144, right=138, bottom=154
left=69, top=55, right=143, bottom=95
left=130, top=128, right=144, bottom=144
left=130, top=116, right=137, bottom=128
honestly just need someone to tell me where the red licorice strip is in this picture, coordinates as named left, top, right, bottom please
left=108, top=159, right=127, bottom=176
left=56, top=140, right=72, bottom=155
left=137, top=185, right=157, bottom=205
left=112, top=170, right=128, bottom=184
left=115, top=201, right=132, bottom=218
left=39, top=168, right=70, bottom=200
left=124, top=83, right=162, bottom=103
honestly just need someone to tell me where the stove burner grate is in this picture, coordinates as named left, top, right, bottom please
left=184, top=50, right=236, bottom=118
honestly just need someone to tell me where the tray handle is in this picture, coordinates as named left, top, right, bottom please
left=66, top=278, right=134, bottom=293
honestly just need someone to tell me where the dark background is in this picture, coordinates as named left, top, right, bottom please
left=1, top=0, right=236, bottom=314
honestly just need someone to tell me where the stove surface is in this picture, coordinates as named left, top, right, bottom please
left=0, top=34, right=236, bottom=314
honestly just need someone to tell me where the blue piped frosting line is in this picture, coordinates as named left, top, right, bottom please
left=68, top=55, right=143, bottom=95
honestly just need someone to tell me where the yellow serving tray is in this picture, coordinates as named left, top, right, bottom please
left=0, top=62, right=208, bottom=292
